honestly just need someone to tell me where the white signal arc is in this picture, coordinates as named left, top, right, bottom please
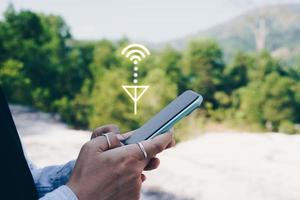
left=130, top=55, right=142, bottom=61
left=121, top=44, right=150, bottom=56
left=130, top=55, right=142, bottom=64
left=126, top=50, right=146, bottom=58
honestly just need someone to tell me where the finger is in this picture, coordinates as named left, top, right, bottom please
left=90, top=132, right=121, bottom=152
left=119, top=130, right=135, bottom=141
left=144, top=157, right=160, bottom=171
left=142, top=132, right=173, bottom=159
left=115, top=130, right=135, bottom=142
left=120, top=131, right=172, bottom=163
left=169, top=127, right=175, bottom=133
left=92, top=124, right=120, bottom=139
left=166, top=138, right=176, bottom=149
left=141, top=174, right=146, bottom=182
left=116, top=134, right=126, bottom=141
left=165, top=128, right=176, bottom=149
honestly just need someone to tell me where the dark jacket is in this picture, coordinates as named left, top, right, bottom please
left=0, top=86, right=37, bottom=199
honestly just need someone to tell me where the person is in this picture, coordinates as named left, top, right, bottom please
left=0, top=86, right=175, bottom=200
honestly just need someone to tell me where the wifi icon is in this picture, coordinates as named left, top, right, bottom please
left=121, top=44, right=151, bottom=65
left=121, top=43, right=151, bottom=115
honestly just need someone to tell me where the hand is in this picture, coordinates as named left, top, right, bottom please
left=91, top=125, right=176, bottom=176
left=121, top=129, right=176, bottom=181
left=91, top=124, right=121, bottom=139
left=67, top=131, right=175, bottom=200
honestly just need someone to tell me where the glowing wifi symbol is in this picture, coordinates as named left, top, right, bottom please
left=121, top=43, right=150, bottom=114
left=121, top=44, right=151, bottom=65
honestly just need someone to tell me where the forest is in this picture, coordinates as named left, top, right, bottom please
left=1, top=6, right=300, bottom=137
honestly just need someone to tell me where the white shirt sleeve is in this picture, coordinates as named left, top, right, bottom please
left=39, top=185, right=78, bottom=200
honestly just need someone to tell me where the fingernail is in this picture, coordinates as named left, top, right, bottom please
left=117, top=134, right=125, bottom=141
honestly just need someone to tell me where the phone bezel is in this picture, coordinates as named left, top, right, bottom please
left=147, top=95, right=203, bottom=140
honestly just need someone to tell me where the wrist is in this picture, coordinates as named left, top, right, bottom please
left=66, top=181, right=81, bottom=200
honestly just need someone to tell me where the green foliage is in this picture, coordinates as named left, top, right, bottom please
left=224, top=52, right=252, bottom=92
left=156, top=47, right=184, bottom=92
left=139, top=68, right=178, bottom=123
left=232, top=70, right=300, bottom=131
left=247, top=51, right=284, bottom=82
left=1, top=6, right=300, bottom=136
left=0, top=59, right=31, bottom=102
left=88, top=68, right=133, bottom=131
left=184, top=40, right=225, bottom=105
left=233, top=82, right=264, bottom=125
left=0, top=6, right=93, bottom=112
left=279, top=121, right=296, bottom=134
left=260, top=72, right=299, bottom=130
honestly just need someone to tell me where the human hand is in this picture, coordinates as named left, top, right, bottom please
left=120, top=129, right=176, bottom=178
left=90, top=125, right=176, bottom=175
left=67, top=130, right=175, bottom=200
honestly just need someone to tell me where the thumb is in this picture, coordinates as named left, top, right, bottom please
left=142, top=132, right=173, bottom=159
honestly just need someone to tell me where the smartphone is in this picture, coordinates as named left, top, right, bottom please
left=123, top=90, right=203, bottom=145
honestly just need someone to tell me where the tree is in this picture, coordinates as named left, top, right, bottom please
left=233, top=71, right=300, bottom=132
left=260, top=72, right=299, bottom=131
left=156, top=47, right=184, bottom=92
left=0, top=59, right=31, bottom=103
left=184, top=40, right=225, bottom=106
left=233, top=82, right=264, bottom=126
left=248, top=51, right=284, bottom=82
left=224, top=52, right=253, bottom=93
left=88, top=68, right=134, bottom=131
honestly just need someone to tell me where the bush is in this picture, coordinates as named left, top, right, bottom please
left=279, top=121, right=296, bottom=134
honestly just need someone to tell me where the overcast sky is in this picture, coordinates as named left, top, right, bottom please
left=1, top=0, right=300, bottom=42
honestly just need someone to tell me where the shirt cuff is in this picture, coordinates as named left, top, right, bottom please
left=39, top=185, right=78, bottom=200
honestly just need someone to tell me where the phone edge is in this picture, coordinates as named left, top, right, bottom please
left=148, top=95, right=203, bottom=140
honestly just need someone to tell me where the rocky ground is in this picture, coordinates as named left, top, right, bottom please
left=12, top=105, right=300, bottom=200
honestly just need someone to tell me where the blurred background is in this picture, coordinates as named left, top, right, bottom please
left=1, top=0, right=300, bottom=199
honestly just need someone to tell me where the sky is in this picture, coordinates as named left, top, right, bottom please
left=1, top=0, right=300, bottom=42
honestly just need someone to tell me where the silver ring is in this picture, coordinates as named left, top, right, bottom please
left=103, top=133, right=112, bottom=149
left=137, top=142, right=148, bottom=159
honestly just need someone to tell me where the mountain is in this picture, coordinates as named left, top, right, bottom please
left=166, top=4, right=300, bottom=63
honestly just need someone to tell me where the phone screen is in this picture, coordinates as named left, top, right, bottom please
left=124, top=90, right=201, bottom=144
